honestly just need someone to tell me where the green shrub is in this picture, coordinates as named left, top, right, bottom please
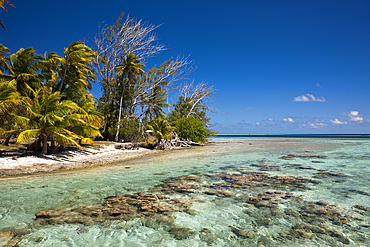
left=175, top=116, right=209, bottom=142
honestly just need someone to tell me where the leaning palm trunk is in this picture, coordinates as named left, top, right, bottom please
left=114, top=88, right=125, bottom=142
left=58, top=63, right=68, bottom=92
left=2, top=133, right=13, bottom=146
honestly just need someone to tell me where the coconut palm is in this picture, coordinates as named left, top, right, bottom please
left=146, top=118, right=175, bottom=143
left=141, top=85, right=171, bottom=122
left=64, top=84, right=103, bottom=144
left=0, top=43, right=10, bottom=73
left=57, top=41, right=96, bottom=92
left=0, top=47, right=44, bottom=98
left=0, top=80, right=27, bottom=144
left=114, top=53, right=145, bottom=141
left=16, top=86, right=82, bottom=154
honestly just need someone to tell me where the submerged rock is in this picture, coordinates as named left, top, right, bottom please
left=354, top=205, right=370, bottom=211
left=205, top=190, right=236, bottom=197
left=169, top=225, right=195, bottom=240
left=313, top=171, right=348, bottom=178
left=0, top=230, right=22, bottom=247
left=230, top=226, right=255, bottom=238
left=34, top=192, right=192, bottom=227
left=199, top=228, right=218, bottom=244
left=250, top=163, right=280, bottom=171
left=281, top=154, right=327, bottom=160
left=208, top=172, right=319, bottom=191
left=30, top=171, right=368, bottom=246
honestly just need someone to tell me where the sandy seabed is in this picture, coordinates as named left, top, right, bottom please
left=0, top=144, right=157, bottom=177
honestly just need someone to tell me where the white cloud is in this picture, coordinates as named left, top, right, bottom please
left=244, top=107, right=254, bottom=110
left=309, top=123, right=327, bottom=128
left=330, top=119, right=348, bottom=125
left=283, top=117, right=295, bottom=123
left=268, top=118, right=278, bottom=121
left=316, top=83, right=321, bottom=88
left=348, top=111, right=363, bottom=122
left=293, top=94, right=326, bottom=102
left=301, top=122, right=327, bottom=129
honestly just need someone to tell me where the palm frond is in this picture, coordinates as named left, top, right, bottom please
left=17, top=129, right=40, bottom=143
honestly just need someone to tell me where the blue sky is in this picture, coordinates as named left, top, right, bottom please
left=2, top=0, right=370, bottom=134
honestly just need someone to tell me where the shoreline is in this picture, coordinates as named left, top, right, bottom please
left=0, top=144, right=160, bottom=178
left=0, top=138, right=339, bottom=179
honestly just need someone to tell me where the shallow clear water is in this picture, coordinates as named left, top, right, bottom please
left=1, top=137, right=369, bottom=246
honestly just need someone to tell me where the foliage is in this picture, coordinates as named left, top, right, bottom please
left=0, top=47, right=45, bottom=98
left=95, top=14, right=192, bottom=141
left=146, top=119, right=175, bottom=142
left=118, top=118, right=143, bottom=142
left=58, top=41, right=96, bottom=92
left=0, top=13, right=217, bottom=152
left=16, top=87, right=83, bottom=154
left=168, top=96, right=209, bottom=124
left=114, top=53, right=145, bottom=141
left=168, top=92, right=218, bottom=142
left=174, top=116, right=209, bottom=142
left=0, top=41, right=102, bottom=154
left=0, top=0, right=14, bottom=30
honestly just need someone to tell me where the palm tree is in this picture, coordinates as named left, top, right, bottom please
left=142, top=85, right=171, bottom=121
left=57, top=41, right=96, bottom=92
left=146, top=118, right=175, bottom=144
left=114, top=53, right=145, bottom=141
left=64, top=84, right=103, bottom=144
left=0, top=80, right=27, bottom=144
left=16, top=86, right=82, bottom=154
left=0, top=43, right=10, bottom=73
left=0, top=47, right=44, bottom=98
left=0, top=0, right=14, bottom=31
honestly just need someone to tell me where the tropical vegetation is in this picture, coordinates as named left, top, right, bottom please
left=0, top=13, right=216, bottom=154
left=0, top=42, right=102, bottom=154
left=0, top=0, right=14, bottom=31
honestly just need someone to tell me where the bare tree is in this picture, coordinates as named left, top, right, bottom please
left=94, top=13, right=165, bottom=138
left=128, top=56, right=193, bottom=125
left=178, top=81, right=215, bottom=118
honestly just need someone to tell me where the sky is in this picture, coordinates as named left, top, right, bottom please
left=2, top=0, right=370, bottom=134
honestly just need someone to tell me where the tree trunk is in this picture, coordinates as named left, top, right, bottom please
left=49, top=137, right=57, bottom=153
left=41, top=133, right=48, bottom=155
left=2, top=133, right=13, bottom=146
left=58, top=62, right=69, bottom=92
left=27, top=136, right=42, bottom=151
left=114, top=86, right=125, bottom=142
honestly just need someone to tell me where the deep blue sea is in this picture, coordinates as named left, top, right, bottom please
left=0, top=135, right=369, bottom=246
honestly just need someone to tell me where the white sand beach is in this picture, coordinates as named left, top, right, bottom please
left=0, top=144, right=156, bottom=177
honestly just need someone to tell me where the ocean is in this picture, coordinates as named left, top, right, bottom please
left=0, top=135, right=369, bottom=246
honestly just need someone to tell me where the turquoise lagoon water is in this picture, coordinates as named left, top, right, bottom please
left=0, top=136, right=369, bottom=246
